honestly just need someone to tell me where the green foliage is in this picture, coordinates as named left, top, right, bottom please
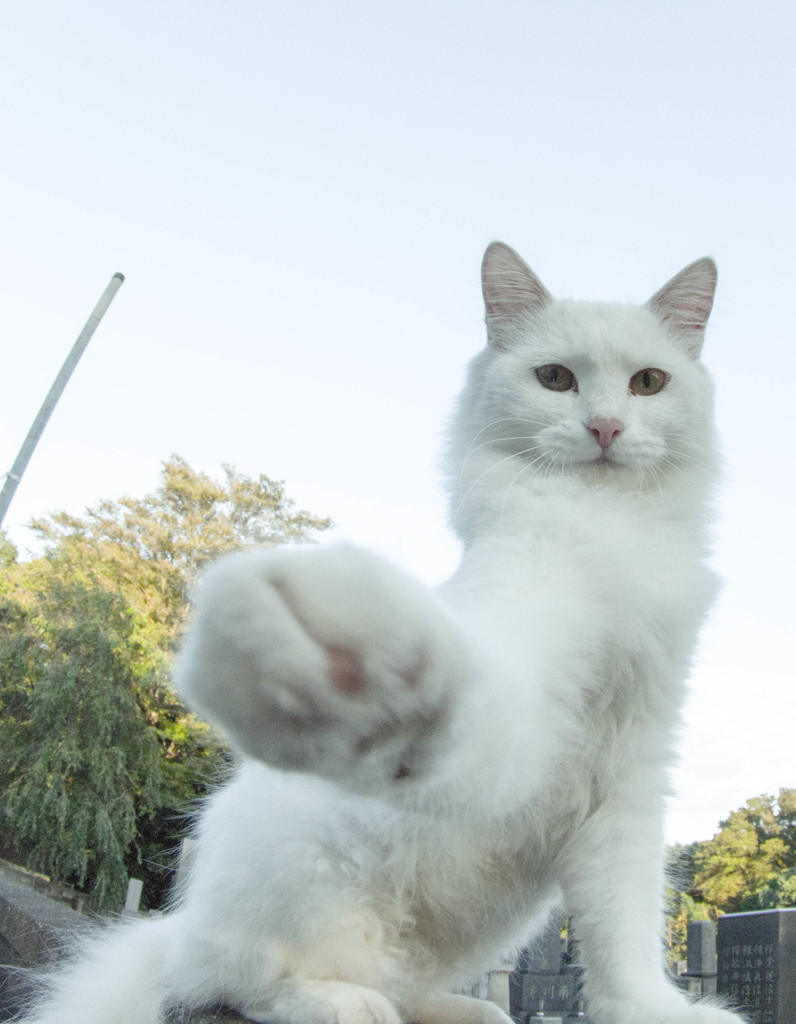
left=0, top=575, right=162, bottom=907
left=666, top=891, right=711, bottom=967
left=747, top=869, right=796, bottom=910
left=0, top=456, right=331, bottom=908
left=30, top=455, right=332, bottom=643
left=664, top=843, right=710, bottom=965
left=693, top=790, right=796, bottom=914
left=0, top=529, right=17, bottom=568
left=666, top=789, right=796, bottom=949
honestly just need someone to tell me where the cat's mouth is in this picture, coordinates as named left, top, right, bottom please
left=588, top=450, right=623, bottom=470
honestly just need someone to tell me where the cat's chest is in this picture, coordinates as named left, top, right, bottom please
left=407, top=819, right=557, bottom=957
left=453, top=500, right=713, bottom=649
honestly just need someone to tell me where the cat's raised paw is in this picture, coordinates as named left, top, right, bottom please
left=177, top=544, right=470, bottom=788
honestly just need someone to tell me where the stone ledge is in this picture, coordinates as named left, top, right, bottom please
left=0, top=870, right=91, bottom=965
left=0, top=873, right=243, bottom=1023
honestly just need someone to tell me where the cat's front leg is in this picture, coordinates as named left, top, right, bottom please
left=559, top=791, right=746, bottom=1024
left=176, top=544, right=472, bottom=789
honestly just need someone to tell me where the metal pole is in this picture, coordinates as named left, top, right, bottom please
left=0, top=272, right=125, bottom=528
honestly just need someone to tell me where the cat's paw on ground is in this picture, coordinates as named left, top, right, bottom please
left=177, top=544, right=470, bottom=787
left=242, top=979, right=402, bottom=1024
left=408, top=993, right=513, bottom=1024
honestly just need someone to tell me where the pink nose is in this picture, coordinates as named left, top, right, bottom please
left=587, top=417, right=624, bottom=450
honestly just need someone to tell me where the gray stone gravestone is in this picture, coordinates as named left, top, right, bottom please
left=683, top=920, right=717, bottom=998
left=510, top=917, right=586, bottom=1021
left=717, top=908, right=796, bottom=1024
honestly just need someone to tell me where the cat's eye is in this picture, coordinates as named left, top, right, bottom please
left=629, top=368, right=669, bottom=396
left=535, top=364, right=577, bottom=392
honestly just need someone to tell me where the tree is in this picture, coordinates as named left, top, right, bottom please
left=0, top=573, right=162, bottom=907
left=27, top=455, right=333, bottom=813
left=666, top=891, right=711, bottom=967
left=0, top=529, right=17, bottom=568
left=665, top=791, right=796, bottom=951
left=665, top=843, right=710, bottom=966
left=0, top=457, right=332, bottom=907
left=30, top=455, right=332, bottom=642
left=692, top=791, right=796, bottom=915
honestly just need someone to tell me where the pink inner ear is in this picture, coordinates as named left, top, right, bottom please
left=647, top=257, right=717, bottom=347
left=677, top=302, right=711, bottom=330
left=482, top=242, right=552, bottom=322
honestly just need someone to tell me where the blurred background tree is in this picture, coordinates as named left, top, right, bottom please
left=666, top=789, right=796, bottom=966
left=0, top=456, right=331, bottom=908
left=692, top=790, right=796, bottom=914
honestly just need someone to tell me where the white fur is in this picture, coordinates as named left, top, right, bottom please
left=18, top=244, right=746, bottom=1024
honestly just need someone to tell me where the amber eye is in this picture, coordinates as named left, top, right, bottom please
left=629, top=367, right=669, bottom=396
left=535, top=364, right=577, bottom=392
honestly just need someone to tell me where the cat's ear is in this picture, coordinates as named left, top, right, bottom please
left=482, top=242, right=552, bottom=348
left=646, top=257, right=717, bottom=357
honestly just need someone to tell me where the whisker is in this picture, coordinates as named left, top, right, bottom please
left=646, top=463, right=668, bottom=499
left=498, top=450, right=553, bottom=522
left=454, top=444, right=542, bottom=520
left=453, top=412, right=707, bottom=516
left=458, top=417, right=547, bottom=488
left=462, top=434, right=540, bottom=466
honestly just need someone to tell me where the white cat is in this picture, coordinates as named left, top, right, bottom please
left=20, top=243, right=746, bottom=1024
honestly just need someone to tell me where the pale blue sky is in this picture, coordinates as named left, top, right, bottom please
left=1, top=0, right=793, bottom=843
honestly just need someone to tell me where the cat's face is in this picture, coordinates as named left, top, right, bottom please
left=477, top=299, right=713, bottom=481
left=451, top=243, right=718, bottom=507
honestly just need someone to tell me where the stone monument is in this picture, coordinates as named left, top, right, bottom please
left=681, top=919, right=717, bottom=998
left=509, top=917, right=586, bottom=1021
left=716, top=908, right=796, bottom=1024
